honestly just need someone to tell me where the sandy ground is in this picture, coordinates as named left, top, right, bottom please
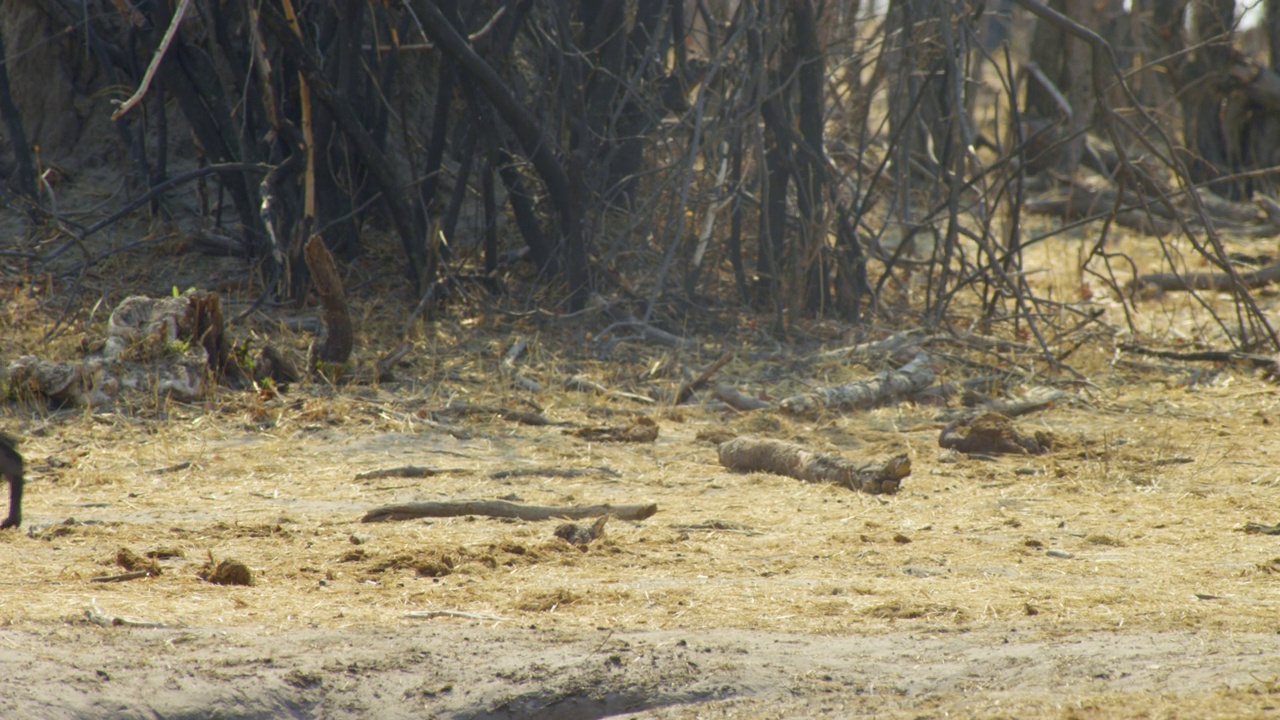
left=1, top=622, right=1276, bottom=719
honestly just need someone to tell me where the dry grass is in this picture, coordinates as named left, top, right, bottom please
left=3, top=226, right=1280, bottom=716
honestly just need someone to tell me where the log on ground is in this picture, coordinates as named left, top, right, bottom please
left=1133, top=262, right=1280, bottom=292
left=717, top=437, right=909, bottom=494
left=780, top=352, right=934, bottom=415
left=361, top=499, right=658, bottom=523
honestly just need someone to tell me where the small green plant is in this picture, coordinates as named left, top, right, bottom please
left=233, top=338, right=255, bottom=374
left=311, top=358, right=351, bottom=383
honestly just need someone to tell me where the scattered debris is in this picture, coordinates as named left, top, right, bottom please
left=717, top=437, right=909, bottom=494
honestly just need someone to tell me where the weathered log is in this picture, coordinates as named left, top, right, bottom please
left=1024, top=190, right=1175, bottom=236
left=780, top=352, right=934, bottom=414
left=1134, top=263, right=1280, bottom=292
left=717, top=437, right=909, bottom=494
left=361, top=500, right=657, bottom=523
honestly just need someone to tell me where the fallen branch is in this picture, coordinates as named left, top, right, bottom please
left=354, top=466, right=471, bottom=480
left=375, top=342, right=412, bottom=382
left=780, top=352, right=934, bottom=414
left=361, top=499, right=658, bottom=523
left=1025, top=191, right=1175, bottom=236
left=1119, top=342, right=1279, bottom=368
left=675, top=352, right=733, bottom=404
left=717, top=437, right=909, bottom=494
left=1133, top=262, right=1280, bottom=292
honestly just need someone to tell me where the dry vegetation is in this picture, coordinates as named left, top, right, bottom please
left=3, top=218, right=1280, bottom=717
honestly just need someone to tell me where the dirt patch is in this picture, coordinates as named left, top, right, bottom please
left=0, top=624, right=1276, bottom=719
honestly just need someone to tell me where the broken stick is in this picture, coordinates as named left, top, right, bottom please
left=675, top=352, right=733, bottom=404
left=718, top=437, right=908, bottom=494
left=361, top=499, right=657, bottom=523
left=1133, top=262, right=1280, bottom=292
